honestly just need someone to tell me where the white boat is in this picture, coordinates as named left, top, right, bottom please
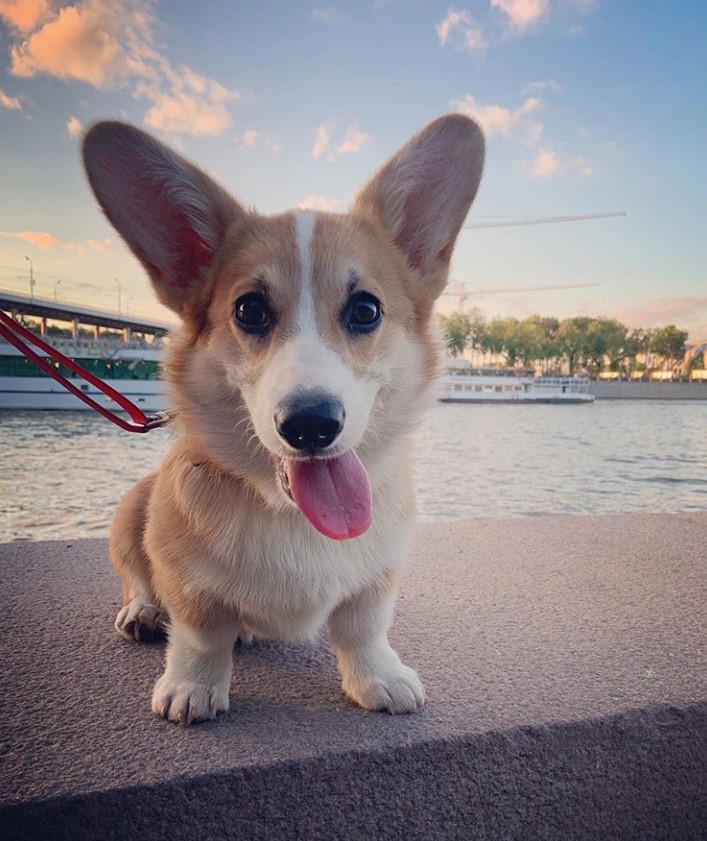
left=439, top=359, right=594, bottom=404
left=0, top=289, right=169, bottom=412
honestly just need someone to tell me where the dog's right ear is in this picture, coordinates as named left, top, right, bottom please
left=82, top=121, right=241, bottom=316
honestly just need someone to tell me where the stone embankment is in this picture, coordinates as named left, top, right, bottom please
left=2, top=514, right=706, bottom=840
left=589, top=381, right=707, bottom=400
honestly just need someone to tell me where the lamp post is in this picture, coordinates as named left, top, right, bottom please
left=54, top=279, right=62, bottom=301
left=126, top=295, right=136, bottom=315
left=113, top=277, right=121, bottom=314
left=25, top=256, right=35, bottom=299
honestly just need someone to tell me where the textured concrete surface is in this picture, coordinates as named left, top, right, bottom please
left=1, top=514, right=706, bottom=840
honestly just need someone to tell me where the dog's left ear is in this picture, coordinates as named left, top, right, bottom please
left=353, top=114, right=484, bottom=300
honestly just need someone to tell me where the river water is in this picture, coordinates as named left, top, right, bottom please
left=1, top=401, right=706, bottom=542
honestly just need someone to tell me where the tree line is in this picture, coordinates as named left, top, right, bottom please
left=438, top=311, right=692, bottom=376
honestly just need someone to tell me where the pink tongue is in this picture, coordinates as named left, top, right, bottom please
left=287, top=451, right=372, bottom=540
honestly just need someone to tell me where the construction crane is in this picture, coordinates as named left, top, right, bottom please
left=441, top=210, right=626, bottom=308
left=442, top=281, right=601, bottom=309
left=463, top=210, right=626, bottom=231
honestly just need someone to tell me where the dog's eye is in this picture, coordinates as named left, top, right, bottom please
left=234, top=292, right=271, bottom=334
left=345, top=292, right=382, bottom=334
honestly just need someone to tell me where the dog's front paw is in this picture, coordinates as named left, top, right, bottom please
left=342, top=662, right=426, bottom=714
left=115, top=596, right=167, bottom=642
left=151, top=674, right=230, bottom=725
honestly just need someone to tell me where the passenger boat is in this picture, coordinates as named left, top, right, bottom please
left=439, top=359, right=594, bottom=404
left=0, top=289, right=169, bottom=412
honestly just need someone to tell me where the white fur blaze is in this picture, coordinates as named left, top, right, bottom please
left=294, top=209, right=317, bottom=336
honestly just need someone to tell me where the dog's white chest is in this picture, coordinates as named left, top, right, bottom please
left=189, top=499, right=411, bottom=641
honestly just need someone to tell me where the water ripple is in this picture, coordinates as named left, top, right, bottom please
left=2, top=401, right=707, bottom=541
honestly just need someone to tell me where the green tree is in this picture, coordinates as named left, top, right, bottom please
left=586, top=318, right=629, bottom=372
left=557, top=316, right=593, bottom=373
left=525, top=315, right=561, bottom=372
left=649, top=325, right=688, bottom=367
left=439, top=312, right=472, bottom=357
left=625, top=328, right=649, bottom=374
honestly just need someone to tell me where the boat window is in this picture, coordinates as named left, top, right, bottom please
left=0, top=356, right=48, bottom=377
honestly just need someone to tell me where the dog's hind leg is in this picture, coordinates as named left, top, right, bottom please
left=110, top=473, right=167, bottom=642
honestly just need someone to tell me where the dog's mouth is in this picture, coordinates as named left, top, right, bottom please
left=274, top=452, right=372, bottom=541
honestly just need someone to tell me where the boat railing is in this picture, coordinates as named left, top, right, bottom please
left=535, top=376, right=591, bottom=386
left=1, top=332, right=164, bottom=357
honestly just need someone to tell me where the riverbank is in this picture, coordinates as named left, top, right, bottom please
left=2, top=513, right=705, bottom=840
left=589, top=381, right=707, bottom=400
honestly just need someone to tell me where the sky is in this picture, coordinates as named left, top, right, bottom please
left=0, top=0, right=706, bottom=337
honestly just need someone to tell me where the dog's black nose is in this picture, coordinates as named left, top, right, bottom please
left=275, top=396, right=344, bottom=452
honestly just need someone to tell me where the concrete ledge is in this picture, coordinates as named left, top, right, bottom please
left=589, top=380, right=707, bottom=400
left=2, top=514, right=706, bottom=840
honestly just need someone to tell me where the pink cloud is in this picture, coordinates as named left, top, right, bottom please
left=491, top=0, right=550, bottom=33
left=2, top=0, right=246, bottom=137
left=0, top=229, right=111, bottom=255
left=10, top=3, right=128, bottom=87
left=0, top=86, right=22, bottom=109
left=612, top=297, right=707, bottom=337
left=453, top=93, right=543, bottom=142
left=436, top=10, right=487, bottom=51
left=523, top=149, right=594, bottom=178
left=0, top=0, right=50, bottom=33
left=298, top=195, right=344, bottom=212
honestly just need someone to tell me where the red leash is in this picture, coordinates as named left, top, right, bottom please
left=0, top=309, right=172, bottom=433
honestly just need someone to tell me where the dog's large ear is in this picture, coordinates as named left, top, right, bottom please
left=82, top=121, right=241, bottom=316
left=353, top=115, right=484, bottom=299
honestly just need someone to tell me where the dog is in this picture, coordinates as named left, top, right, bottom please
left=82, top=114, right=484, bottom=724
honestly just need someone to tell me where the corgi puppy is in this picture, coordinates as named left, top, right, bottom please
left=82, top=114, right=484, bottom=724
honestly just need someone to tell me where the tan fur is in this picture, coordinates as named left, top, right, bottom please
left=84, top=115, right=484, bottom=723
left=109, top=473, right=155, bottom=603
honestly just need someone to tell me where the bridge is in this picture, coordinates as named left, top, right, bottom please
left=0, top=287, right=173, bottom=335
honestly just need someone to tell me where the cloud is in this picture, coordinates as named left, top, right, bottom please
left=569, top=156, right=594, bottom=177
left=1, top=0, right=246, bottom=137
left=526, top=149, right=560, bottom=177
left=0, top=229, right=111, bottom=255
left=8, top=2, right=131, bottom=86
left=453, top=93, right=543, bottom=142
left=235, top=128, right=282, bottom=152
left=66, top=115, right=83, bottom=137
left=88, top=237, right=112, bottom=252
left=138, top=67, right=239, bottom=137
left=336, top=125, right=372, bottom=156
left=298, top=195, right=345, bottom=212
left=310, top=7, right=335, bottom=22
left=312, top=119, right=333, bottom=159
left=523, top=148, right=594, bottom=178
left=0, top=0, right=50, bottom=33
left=239, top=128, right=260, bottom=147
left=313, top=119, right=372, bottom=160
left=523, top=78, right=561, bottom=93
left=0, top=86, right=21, bottom=109
left=612, top=297, right=707, bottom=337
left=436, top=9, right=487, bottom=51
left=491, top=0, right=550, bottom=33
